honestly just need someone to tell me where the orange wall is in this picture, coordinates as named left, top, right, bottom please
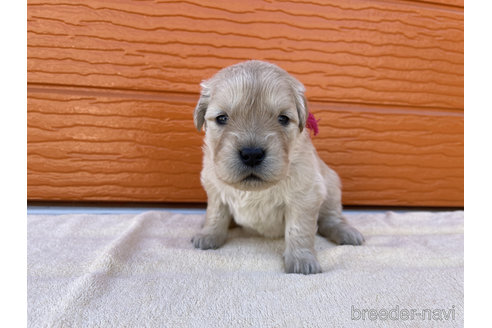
left=27, top=0, right=464, bottom=206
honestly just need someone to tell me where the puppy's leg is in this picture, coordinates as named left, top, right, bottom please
left=318, top=202, right=364, bottom=246
left=283, top=205, right=322, bottom=275
left=192, top=192, right=231, bottom=250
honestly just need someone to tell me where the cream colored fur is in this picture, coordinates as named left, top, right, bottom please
left=192, top=60, right=364, bottom=274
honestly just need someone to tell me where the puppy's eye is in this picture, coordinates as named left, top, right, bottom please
left=278, top=115, right=290, bottom=126
left=216, top=115, right=228, bottom=125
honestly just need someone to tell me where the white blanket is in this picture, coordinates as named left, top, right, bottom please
left=28, top=210, right=463, bottom=327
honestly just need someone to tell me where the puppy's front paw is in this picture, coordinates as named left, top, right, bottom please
left=191, top=232, right=226, bottom=250
left=329, top=223, right=365, bottom=246
left=284, top=249, right=322, bottom=275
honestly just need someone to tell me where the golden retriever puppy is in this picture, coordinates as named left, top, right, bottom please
left=192, top=60, right=364, bottom=274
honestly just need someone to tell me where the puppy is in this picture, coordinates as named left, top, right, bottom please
left=192, top=60, right=364, bottom=274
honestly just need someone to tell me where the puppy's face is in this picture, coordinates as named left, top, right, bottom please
left=194, top=61, right=308, bottom=191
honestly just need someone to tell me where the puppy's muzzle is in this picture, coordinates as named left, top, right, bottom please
left=239, top=147, right=265, bottom=167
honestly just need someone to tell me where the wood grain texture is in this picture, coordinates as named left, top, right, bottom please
left=408, top=0, right=463, bottom=8
left=27, top=0, right=463, bottom=109
left=27, top=86, right=463, bottom=206
left=27, top=0, right=463, bottom=206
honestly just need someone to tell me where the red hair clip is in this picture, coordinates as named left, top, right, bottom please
left=306, top=112, right=320, bottom=136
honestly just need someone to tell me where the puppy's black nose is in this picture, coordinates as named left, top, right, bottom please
left=239, top=147, right=265, bottom=167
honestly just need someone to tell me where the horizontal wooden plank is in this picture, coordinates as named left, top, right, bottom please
left=27, top=0, right=463, bottom=109
left=27, top=86, right=463, bottom=206
left=309, top=0, right=463, bottom=9
left=411, top=0, right=463, bottom=7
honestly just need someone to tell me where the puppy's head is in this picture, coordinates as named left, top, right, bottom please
left=194, top=60, right=309, bottom=191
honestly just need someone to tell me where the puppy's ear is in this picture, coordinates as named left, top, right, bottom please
left=194, top=82, right=211, bottom=131
left=290, top=79, right=309, bottom=132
